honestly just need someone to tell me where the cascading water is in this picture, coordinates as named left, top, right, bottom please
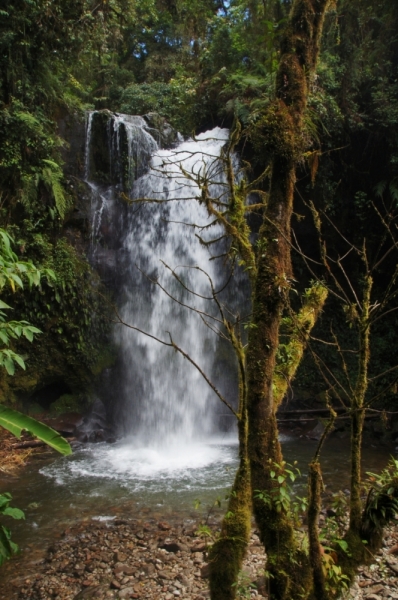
left=117, top=128, right=232, bottom=445
left=84, top=111, right=239, bottom=448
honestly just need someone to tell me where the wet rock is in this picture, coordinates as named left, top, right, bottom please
left=74, top=585, right=112, bottom=598
left=143, top=113, right=180, bottom=148
left=75, top=399, right=116, bottom=443
left=191, top=542, right=207, bottom=552
left=0, top=513, right=364, bottom=600
left=158, top=570, right=172, bottom=580
left=114, top=552, right=127, bottom=563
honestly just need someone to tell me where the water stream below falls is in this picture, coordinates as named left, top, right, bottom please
left=0, top=436, right=392, bottom=553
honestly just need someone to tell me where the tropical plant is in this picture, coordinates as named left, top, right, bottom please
left=0, top=492, right=25, bottom=567
left=0, top=229, right=54, bottom=375
left=0, top=405, right=72, bottom=456
left=0, top=228, right=71, bottom=566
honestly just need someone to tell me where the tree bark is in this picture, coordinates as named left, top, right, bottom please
left=246, top=2, right=331, bottom=598
left=349, top=275, right=372, bottom=534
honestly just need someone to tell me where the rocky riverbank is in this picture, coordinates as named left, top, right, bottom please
left=0, top=517, right=266, bottom=600
left=1, top=513, right=398, bottom=600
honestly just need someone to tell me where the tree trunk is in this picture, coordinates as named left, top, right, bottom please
left=246, top=2, right=331, bottom=598
left=209, top=416, right=251, bottom=600
left=209, top=284, right=327, bottom=600
left=349, top=275, right=372, bottom=535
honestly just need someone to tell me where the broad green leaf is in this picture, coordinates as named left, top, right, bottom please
left=13, top=355, right=25, bottom=370
left=0, top=526, right=14, bottom=566
left=0, top=231, right=11, bottom=252
left=23, top=329, right=33, bottom=342
left=0, top=331, right=9, bottom=344
left=0, top=405, right=72, bottom=455
left=3, top=358, right=15, bottom=376
left=9, top=273, right=23, bottom=289
left=2, top=507, right=24, bottom=520
left=0, top=494, right=11, bottom=510
left=26, top=326, right=41, bottom=334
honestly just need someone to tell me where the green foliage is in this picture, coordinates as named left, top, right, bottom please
left=0, top=228, right=55, bottom=376
left=231, top=570, right=256, bottom=599
left=50, top=393, right=81, bottom=415
left=0, top=493, right=24, bottom=567
left=323, top=559, right=350, bottom=596
left=0, top=404, right=71, bottom=456
left=363, top=458, right=398, bottom=532
left=254, top=460, right=307, bottom=520
left=0, top=100, right=68, bottom=226
left=1, top=234, right=112, bottom=403
left=195, top=523, right=215, bottom=545
left=120, top=79, right=198, bottom=133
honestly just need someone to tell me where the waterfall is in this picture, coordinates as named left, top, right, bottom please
left=85, top=113, right=236, bottom=447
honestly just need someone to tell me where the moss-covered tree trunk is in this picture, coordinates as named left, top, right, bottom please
left=209, top=414, right=251, bottom=600
left=208, top=284, right=327, bottom=600
left=209, top=322, right=251, bottom=600
left=246, top=2, right=330, bottom=598
left=349, top=275, right=372, bottom=535
left=308, top=461, right=328, bottom=600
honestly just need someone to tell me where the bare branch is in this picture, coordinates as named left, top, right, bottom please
left=111, top=307, right=238, bottom=418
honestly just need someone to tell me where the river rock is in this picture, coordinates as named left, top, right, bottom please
left=365, top=585, right=384, bottom=595
left=75, top=399, right=116, bottom=443
left=200, top=564, right=210, bottom=578
left=118, top=587, right=135, bottom=599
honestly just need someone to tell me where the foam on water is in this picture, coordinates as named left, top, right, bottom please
left=41, top=438, right=238, bottom=494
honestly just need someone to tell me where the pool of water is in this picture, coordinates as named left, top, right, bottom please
left=0, top=433, right=393, bottom=554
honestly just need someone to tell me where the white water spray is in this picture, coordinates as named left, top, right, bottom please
left=85, top=113, right=234, bottom=449
left=119, top=128, right=231, bottom=445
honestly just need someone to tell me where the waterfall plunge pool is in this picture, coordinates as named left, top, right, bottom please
left=0, top=434, right=392, bottom=552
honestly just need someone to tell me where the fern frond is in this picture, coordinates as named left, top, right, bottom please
left=389, top=181, right=398, bottom=203
left=40, top=161, right=69, bottom=219
left=374, top=180, right=387, bottom=198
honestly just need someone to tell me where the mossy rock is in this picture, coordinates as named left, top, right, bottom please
left=50, top=393, right=83, bottom=414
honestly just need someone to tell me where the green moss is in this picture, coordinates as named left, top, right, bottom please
left=274, top=283, right=328, bottom=408
left=0, top=234, right=113, bottom=409
left=209, top=460, right=252, bottom=600
left=50, top=393, right=83, bottom=414
left=338, top=529, right=368, bottom=583
left=249, top=102, right=298, bottom=163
